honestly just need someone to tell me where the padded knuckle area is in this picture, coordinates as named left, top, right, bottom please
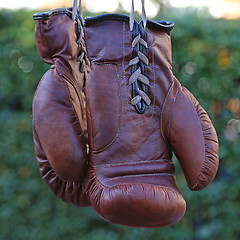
left=33, top=71, right=88, bottom=182
left=183, top=87, right=219, bottom=191
left=170, top=86, right=219, bottom=190
left=95, top=159, right=175, bottom=185
left=40, top=158, right=90, bottom=207
left=33, top=128, right=90, bottom=207
left=88, top=180, right=186, bottom=228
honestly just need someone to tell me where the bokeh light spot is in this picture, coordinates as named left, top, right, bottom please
left=225, top=119, right=240, bottom=141
left=224, top=126, right=238, bottom=141
left=18, top=56, right=33, bottom=73
left=184, top=61, right=197, bottom=75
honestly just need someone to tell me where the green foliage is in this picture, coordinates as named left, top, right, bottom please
left=0, top=7, right=239, bottom=240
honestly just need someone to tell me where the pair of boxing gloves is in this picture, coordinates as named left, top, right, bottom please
left=32, top=7, right=219, bottom=228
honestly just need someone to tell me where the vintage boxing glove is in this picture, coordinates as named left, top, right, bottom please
left=32, top=7, right=90, bottom=207
left=83, top=0, right=219, bottom=227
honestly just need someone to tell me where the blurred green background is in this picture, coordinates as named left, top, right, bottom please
left=0, top=4, right=240, bottom=240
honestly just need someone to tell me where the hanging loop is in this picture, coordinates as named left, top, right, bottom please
left=72, top=0, right=84, bottom=46
left=72, top=0, right=83, bottom=21
left=130, top=0, right=135, bottom=31
left=129, top=0, right=147, bottom=31
left=141, top=0, right=147, bottom=29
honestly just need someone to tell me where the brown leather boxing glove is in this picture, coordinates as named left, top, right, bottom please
left=32, top=7, right=90, bottom=207
left=83, top=1, right=219, bottom=227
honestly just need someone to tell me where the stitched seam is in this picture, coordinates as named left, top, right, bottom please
left=103, top=173, right=174, bottom=181
left=91, top=167, right=177, bottom=191
left=123, top=22, right=141, bottom=125
left=160, top=82, right=173, bottom=141
left=124, top=22, right=134, bottom=122
left=151, top=48, right=157, bottom=110
left=86, top=79, right=95, bottom=155
left=168, top=86, right=181, bottom=139
left=88, top=165, right=181, bottom=215
left=94, top=159, right=172, bottom=168
left=92, top=63, right=121, bottom=154
left=33, top=9, right=72, bottom=20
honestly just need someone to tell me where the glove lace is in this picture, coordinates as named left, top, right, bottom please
left=129, top=0, right=150, bottom=114
left=72, top=0, right=89, bottom=77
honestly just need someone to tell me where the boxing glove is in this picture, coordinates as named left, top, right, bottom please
left=32, top=7, right=90, bottom=207
left=83, top=6, right=219, bottom=227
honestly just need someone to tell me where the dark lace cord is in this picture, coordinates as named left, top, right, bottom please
left=129, top=0, right=151, bottom=111
left=72, top=0, right=82, bottom=22
left=72, top=0, right=89, bottom=76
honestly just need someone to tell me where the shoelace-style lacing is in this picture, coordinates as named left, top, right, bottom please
left=73, top=0, right=150, bottom=112
left=129, top=0, right=151, bottom=114
left=72, top=0, right=89, bottom=77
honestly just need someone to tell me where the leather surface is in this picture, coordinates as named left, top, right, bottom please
left=83, top=15, right=219, bottom=227
left=32, top=8, right=90, bottom=207
left=32, top=9, right=219, bottom=226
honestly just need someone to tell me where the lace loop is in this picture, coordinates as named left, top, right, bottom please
left=138, top=51, right=149, bottom=66
left=138, top=73, right=150, bottom=86
left=131, top=95, right=142, bottom=106
left=137, top=88, right=151, bottom=106
left=129, top=57, right=139, bottom=66
left=129, top=68, right=141, bottom=85
left=129, top=68, right=149, bottom=86
left=132, top=34, right=140, bottom=47
left=132, top=34, right=148, bottom=48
